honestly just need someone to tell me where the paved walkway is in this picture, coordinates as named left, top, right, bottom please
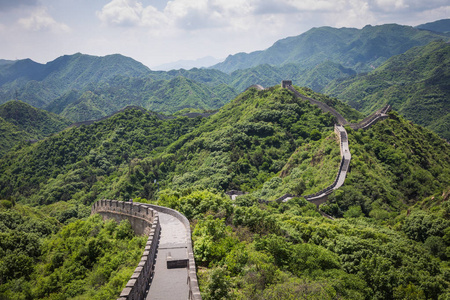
left=146, top=212, right=189, bottom=300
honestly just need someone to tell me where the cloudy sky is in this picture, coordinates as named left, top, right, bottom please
left=0, top=0, right=448, bottom=69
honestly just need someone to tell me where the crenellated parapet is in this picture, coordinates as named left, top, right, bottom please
left=231, top=83, right=391, bottom=212
left=350, top=104, right=391, bottom=130
left=286, top=85, right=349, bottom=126
left=91, top=199, right=157, bottom=236
left=91, top=200, right=202, bottom=300
left=91, top=199, right=161, bottom=300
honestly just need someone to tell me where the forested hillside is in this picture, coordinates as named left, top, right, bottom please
left=416, top=19, right=450, bottom=34
left=50, top=76, right=237, bottom=122
left=0, top=100, right=71, bottom=138
left=0, top=53, right=238, bottom=122
left=1, top=85, right=449, bottom=298
left=0, top=101, right=71, bottom=156
left=324, top=40, right=450, bottom=140
left=0, top=53, right=150, bottom=108
left=0, top=116, right=33, bottom=157
left=0, top=202, right=147, bottom=299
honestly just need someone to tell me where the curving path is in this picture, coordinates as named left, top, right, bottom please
left=91, top=200, right=201, bottom=300
left=287, top=85, right=349, bottom=126
left=146, top=211, right=189, bottom=300
left=246, top=82, right=391, bottom=211
left=145, top=204, right=201, bottom=300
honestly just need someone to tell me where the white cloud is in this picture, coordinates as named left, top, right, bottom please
left=372, top=0, right=408, bottom=11
left=97, top=0, right=144, bottom=27
left=18, top=7, right=70, bottom=33
left=285, top=0, right=337, bottom=12
left=141, top=5, right=170, bottom=28
left=98, top=0, right=256, bottom=31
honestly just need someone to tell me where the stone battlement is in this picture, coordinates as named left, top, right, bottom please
left=91, top=200, right=202, bottom=300
left=91, top=200, right=160, bottom=300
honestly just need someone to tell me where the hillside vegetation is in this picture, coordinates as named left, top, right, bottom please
left=0, top=101, right=71, bottom=156
left=0, top=116, right=33, bottom=157
left=0, top=203, right=146, bottom=299
left=0, top=53, right=150, bottom=108
left=0, top=100, right=71, bottom=138
left=416, top=19, right=450, bottom=34
left=325, top=40, right=450, bottom=140
left=54, top=76, right=236, bottom=122
left=0, top=85, right=449, bottom=299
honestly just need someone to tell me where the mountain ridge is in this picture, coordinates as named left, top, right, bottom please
left=324, top=40, right=450, bottom=140
left=211, top=23, right=449, bottom=73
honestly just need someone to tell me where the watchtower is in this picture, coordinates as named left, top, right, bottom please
left=281, top=80, right=292, bottom=88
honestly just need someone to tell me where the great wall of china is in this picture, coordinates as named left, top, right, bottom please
left=90, top=81, right=392, bottom=299
left=91, top=200, right=201, bottom=300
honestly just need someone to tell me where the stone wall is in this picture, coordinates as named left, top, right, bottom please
left=281, top=80, right=292, bottom=88
left=286, top=85, right=349, bottom=125
left=91, top=200, right=161, bottom=300
left=145, top=204, right=202, bottom=300
left=350, top=104, right=391, bottom=130
left=245, top=84, right=265, bottom=91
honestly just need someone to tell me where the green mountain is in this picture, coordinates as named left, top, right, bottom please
left=0, top=101, right=71, bottom=156
left=0, top=54, right=239, bottom=122
left=1, top=22, right=448, bottom=127
left=324, top=40, right=450, bottom=140
left=212, top=24, right=449, bottom=73
left=416, top=19, right=450, bottom=34
left=0, top=100, right=71, bottom=138
left=1, top=85, right=450, bottom=299
left=45, top=76, right=237, bottom=122
left=0, top=116, right=33, bottom=157
left=0, top=53, right=151, bottom=108
left=0, top=59, right=14, bottom=66
left=227, top=61, right=356, bottom=93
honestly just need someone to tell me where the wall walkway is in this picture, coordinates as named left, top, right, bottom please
left=91, top=200, right=160, bottom=300
left=91, top=200, right=201, bottom=300
left=242, top=83, right=391, bottom=212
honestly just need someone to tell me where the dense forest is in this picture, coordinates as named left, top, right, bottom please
left=0, top=101, right=71, bottom=156
left=0, top=85, right=449, bottom=299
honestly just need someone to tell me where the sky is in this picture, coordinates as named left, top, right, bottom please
left=0, top=0, right=448, bottom=69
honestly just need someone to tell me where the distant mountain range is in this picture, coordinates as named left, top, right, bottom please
left=416, top=19, right=450, bottom=34
left=0, top=53, right=151, bottom=108
left=211, top=23, right=449, bottom=73
left=0, top=19, right=448, bottom=139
